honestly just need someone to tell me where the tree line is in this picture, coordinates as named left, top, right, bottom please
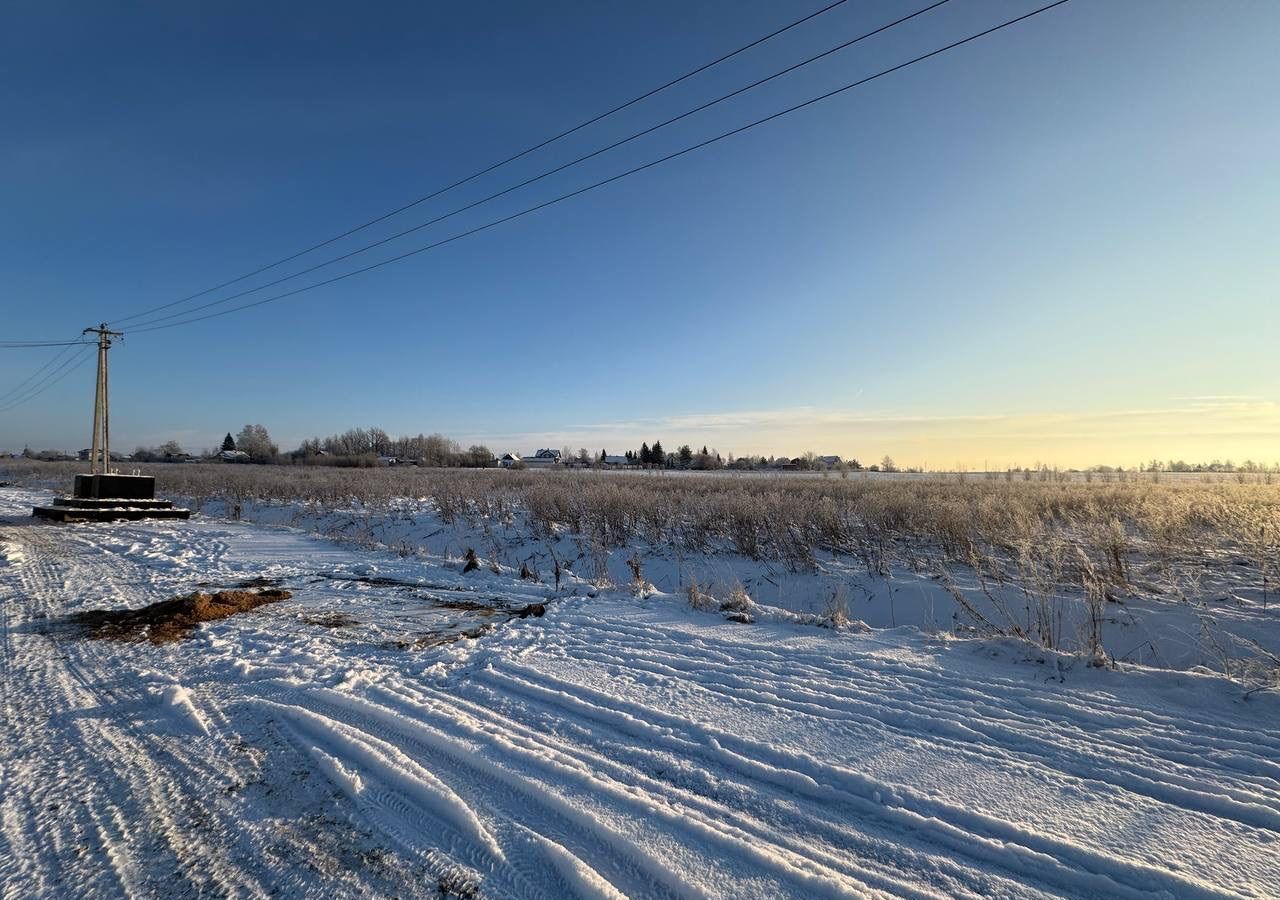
left=294, top=427, right=492, bottom=467
left=132, top=424, right=279, bottom=463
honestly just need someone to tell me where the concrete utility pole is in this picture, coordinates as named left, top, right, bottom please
left=32, top=324, right=189, bottom=521
left=83, top=324, right=122, bottom=475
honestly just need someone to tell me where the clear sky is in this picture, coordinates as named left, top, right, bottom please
left=2, top=0, right=1277, bottom=468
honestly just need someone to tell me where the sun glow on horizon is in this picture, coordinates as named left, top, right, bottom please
left=456, top=396, right=1280, bottom=471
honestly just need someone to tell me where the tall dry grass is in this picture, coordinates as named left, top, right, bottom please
left=8, top=460, right=1280, bottom=674
left=10, top=460, right=1279, bottom=580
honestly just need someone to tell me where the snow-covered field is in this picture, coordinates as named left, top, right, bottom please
left=2, top=483, right=1278, bottom=898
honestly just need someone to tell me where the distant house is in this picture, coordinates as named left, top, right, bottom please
left=218, top=449, right=250, bottom=463
left=79, top=449, right=131, bottom=462
left=602, top=455, right=629, bottom=468
left=498, top=453, right=521, bottom=469
left=819, top=455, right=842, bottom=468
left=772, top=457, right=797, bottom=470
left=521, top=448, right=562, bottom=468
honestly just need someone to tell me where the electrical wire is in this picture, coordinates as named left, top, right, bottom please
left=0, top=345, right=94, bottom=413
left=0, top=339, right=92, bottom=348
left=123, top=0, right=953, bottom=332
left=130, top=0, right=1072, bottom=336
left=0, top=341, right=85, bottom=405
left=109, top=0, right=857, bottom=327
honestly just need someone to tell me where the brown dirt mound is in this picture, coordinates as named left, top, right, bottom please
left=73, top=588, right=291, bottom=644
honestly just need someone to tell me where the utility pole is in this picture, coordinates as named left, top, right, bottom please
left=83, top=324, right=122, bottom=475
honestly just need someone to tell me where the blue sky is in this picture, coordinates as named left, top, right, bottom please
left=2, top=0, right=1277, bottom=466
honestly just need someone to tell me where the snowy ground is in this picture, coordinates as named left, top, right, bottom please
left=1, top=484, right=1278, bottom=898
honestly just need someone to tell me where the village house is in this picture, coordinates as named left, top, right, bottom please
left=520, top=448, right=562, bottom=468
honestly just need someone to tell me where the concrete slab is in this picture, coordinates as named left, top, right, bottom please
left=51, top=497, right=176, bottom=510
left=33, top=505, right=191, bottom=522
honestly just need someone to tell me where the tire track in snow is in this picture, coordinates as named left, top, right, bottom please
left=0, top=494, right=421, bottom=897
left=559, top=639, right=1280, bottom=831
left=1, top=521, right=267, bottom=898
left=258, top=687, right=713, bottom=900
left=0, top=512, right=403, bottom=898
left=574, top=615, right=1273, bottom=743
left=291, top=675, right=945, bottom=898
left=347, top=679, right=913, bottom=900
left=474, top=658, right=1251, bottom=899
left=4, top=486, right=1276, bottom=899
left=264, top=700, right=506, bottom=869
left=554, top=613, right=1280, bottom=804
left=512, top=613, right=1280, bottom=896
left=368, top=676, right=1021, bottom=900
left=44, top=524, right=278, bottom=895
left=448, top=667, right=1052, bottom=900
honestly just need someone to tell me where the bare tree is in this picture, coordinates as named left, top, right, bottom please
left=236, top=424, right=278, bottom=463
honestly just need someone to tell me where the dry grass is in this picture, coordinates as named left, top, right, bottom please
left=12, top=461, right=1280, bottom=643
left=11, top=460, right=1279, bottom=672
left=12, top=461, right=1280, bottom=568
left=686, top=577, right=717, bottom=612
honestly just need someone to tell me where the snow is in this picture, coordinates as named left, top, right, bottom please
left=0, top=484, right=1278, bottom=897
left=157, top=683, right=211, bottom=735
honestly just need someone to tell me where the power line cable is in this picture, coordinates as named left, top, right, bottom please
left=125, top=0, right=953, bottom=331
left=130, top=0, right=1072, bottom=337
left=0, top=339, right=92, bottom=348
left=110, top=0, right=856, bottom=327
left=0, top=341, right=85, bottom=404
left=0, top=346, right=94, bottom=414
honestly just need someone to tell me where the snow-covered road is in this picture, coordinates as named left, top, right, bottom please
left=1, top=486, right=1277, bottom=898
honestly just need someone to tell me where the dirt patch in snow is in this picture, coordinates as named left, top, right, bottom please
left=391, top=623, right=495, bottom=651
left=386, top=602, right=546, bottom=651
left=73, top=589, right=291, bottom=643
left=299, top=612, right=359, bottom=629
left=194, top=575, right=286, bottom=588
left=315, top=573, right=478, bottom=594
left=432, top=598, right=502, bottom=614
left=231, top=576, right=286, bottom=589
